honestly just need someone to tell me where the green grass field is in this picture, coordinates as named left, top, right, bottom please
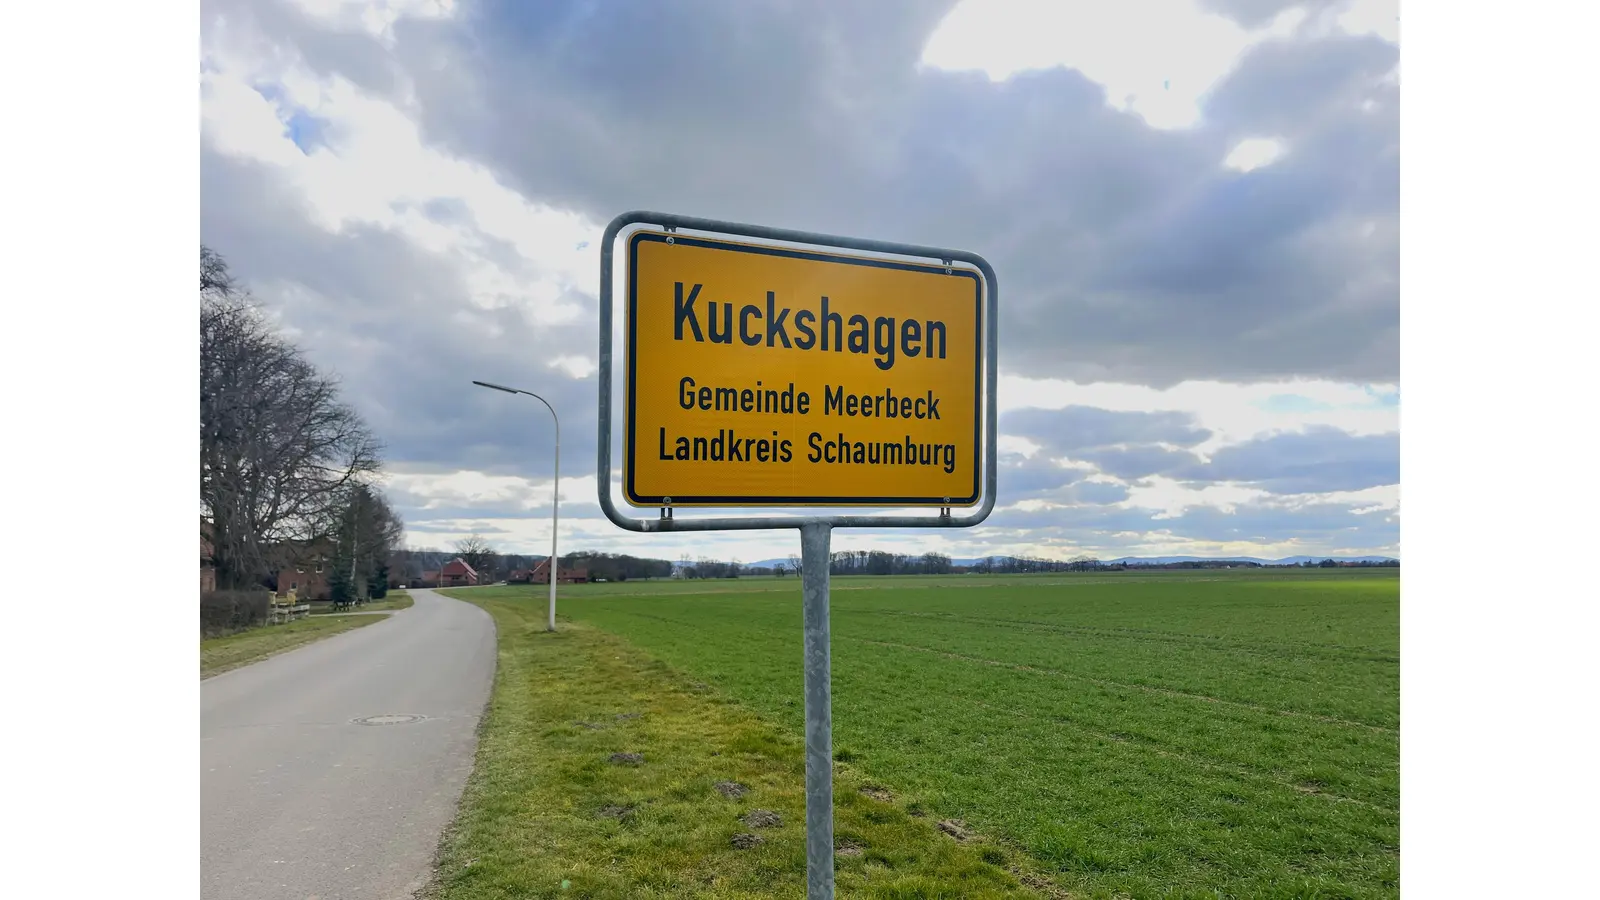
left=443, top=569, right=1398, bottom=899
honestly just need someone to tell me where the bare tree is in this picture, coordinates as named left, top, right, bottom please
left=201, top=246, right=383, bottom=589
left=454, top=533, right=497, bottom=576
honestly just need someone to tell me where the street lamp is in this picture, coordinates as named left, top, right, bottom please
left=473, top=380, right=561, bottom=632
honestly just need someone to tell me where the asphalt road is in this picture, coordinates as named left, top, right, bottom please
left=202, top=589, right=496, bottom=900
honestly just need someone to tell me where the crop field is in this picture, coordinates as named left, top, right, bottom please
left=449, top=569, right=1398, bottom=899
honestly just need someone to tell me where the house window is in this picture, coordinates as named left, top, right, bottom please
left=316, top=556, right=323, bottom=573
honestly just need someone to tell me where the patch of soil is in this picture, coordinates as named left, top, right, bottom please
left=608, top=752, right=645, bottom=766
left=730, top=832, right=764, bottom=850
left=742, top=809, right=783, bottom=829
left=615, top=712, right=641, bottom=721
left=1015, top=870, right=1074, bottom=899
left=835, top=839, right=864, bottom=858
left=714, top=781, right=748, bottom=799
left=936, top=819, right=972, bottom=841
left=859, top=786, right=893, bottom=803
left=597, top=804, right=635, bottom=820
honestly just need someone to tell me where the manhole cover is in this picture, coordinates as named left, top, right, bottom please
left=354, top=714, right=425, bottom=726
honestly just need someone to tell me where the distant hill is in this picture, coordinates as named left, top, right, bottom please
left=742, top=554, right=1398, bottom=570
left=1107, top=555, right=1397, bottom=566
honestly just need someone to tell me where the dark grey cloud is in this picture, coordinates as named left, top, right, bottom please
left=997, top=455, right=1092, bottom=499
left=1002, top=406, right=1211, bottom=454
left=358, top=0, right=1400, bottom=387
left=1180, top=426, right=1398, bottom=493
left=200, top=146, right=600, bottom=485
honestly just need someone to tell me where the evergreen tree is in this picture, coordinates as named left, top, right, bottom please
left=328, top=551, right=355, bottom=605
left=368, top=562, right=390, bottom=600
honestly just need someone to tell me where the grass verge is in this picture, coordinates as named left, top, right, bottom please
left=309, top=591, right=415, bottom=615
left=428, top=591, right=1048, bottom=899
left=201, top=615, right=386, bottom=678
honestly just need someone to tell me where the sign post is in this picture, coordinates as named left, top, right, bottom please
left=597, top=211, right=997, bottom=899
left=799, top=521, right=833, bottom=898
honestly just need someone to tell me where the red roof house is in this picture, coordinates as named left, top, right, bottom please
left=439, top=558, right=479, bottom=587
left=529, top=559, right=588, bottom=584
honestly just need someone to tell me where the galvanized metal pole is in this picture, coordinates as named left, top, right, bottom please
left=519, top=390, right=561, bottom=632
left=547, top=407, right=559, bottom=632
left=799, top=521, right=834, bottom=900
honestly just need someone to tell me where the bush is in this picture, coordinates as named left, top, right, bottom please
left=200, top=589, right=271, bottom=637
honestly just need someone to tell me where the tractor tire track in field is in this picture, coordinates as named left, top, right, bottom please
left=602, top=607, right=1396, bottom=732
left=962, top=698, right=1395, bottom=815
left=600, top=610, right=1396, bottom=813
left=844, top=635, right=1398, bottom=734
left=856, top=608, right=1399, bottom=664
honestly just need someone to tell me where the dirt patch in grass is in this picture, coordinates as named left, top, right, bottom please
left=200, top=614, right=385, bottom=678
left=937, top=819, right=973, bottom=842
left=423, top=595, right=1048, bottom=899
left=741, top=809, right=782, bottom=829
left=608, top=752, right=644, bottom=766
left=859, top=785, right=894, bottom=803
left=836, top=839, right=864, bottom=858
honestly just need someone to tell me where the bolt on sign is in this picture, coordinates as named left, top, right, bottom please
left=624, top=230, right=983, bottom=507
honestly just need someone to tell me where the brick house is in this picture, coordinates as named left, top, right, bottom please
left=529, top=559, right=589, bottom=584
left=508, top=568, right=533, bottom=584
left=277, top=542, right=335, bottom=600
left=439, top=558, right=479, bottom=587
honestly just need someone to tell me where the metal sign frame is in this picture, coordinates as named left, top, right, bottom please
left=597, top=210, right=998, bottom=532
left=596, top=210, right=998, bottom=900
left=621, top=229, right=986, bottom=509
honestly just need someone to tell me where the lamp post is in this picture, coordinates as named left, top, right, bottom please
left=473, top=380, right=560, bottom=632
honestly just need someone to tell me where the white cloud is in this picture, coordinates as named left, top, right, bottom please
left=997, top=433, right=1042, bottom=458
left=547, top=355, right=598, bottom=379
left=921, top=0, right=1397, bottom=130
left=1224, top=136, right=1285, bottom=172
left=999, top=375, right=1398, bottom=453
left=285, top=0, right=458, bottom=42
left=921, top=0, right=1306, bottom=129
left=200, top=27, right=599, bottom=325
left=387, top=469, right=595, bottom=510
left=1124, top=476, right=1271, bottom=517
left=1334, top=0, right=1399, bottom=44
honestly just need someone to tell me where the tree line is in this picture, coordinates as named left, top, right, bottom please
left=822, top=550, right=955, bottom=576
left=201, top=246, right=404, bottom=603
left=393, top=535, right=676, bottom=584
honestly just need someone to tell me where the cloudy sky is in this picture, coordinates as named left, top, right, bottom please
left=199, top=0, right=1399, bottom=564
